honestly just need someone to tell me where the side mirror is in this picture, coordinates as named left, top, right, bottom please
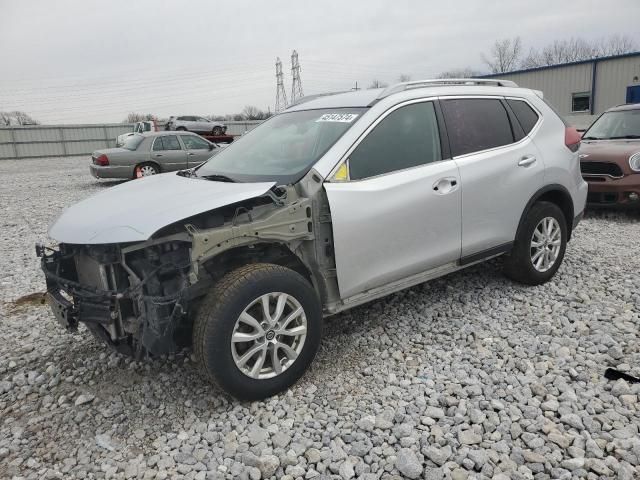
left=209, top=143, right=215, bottom=151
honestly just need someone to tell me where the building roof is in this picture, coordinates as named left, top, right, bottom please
left=480, top=51, right=640, bottom=78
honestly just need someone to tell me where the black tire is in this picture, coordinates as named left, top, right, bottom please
left=176, top=126, right=187, bottom=131
left=193, top=263, right=322, bottom=400
left=503, top=201, right=567, bottom=285
left=212, top=126, right=223, bottom=136
left=133, top=162, right=160, bottom=179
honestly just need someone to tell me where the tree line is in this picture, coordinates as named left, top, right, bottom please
left=0, top=111, right=40, bottom=126
left=469, top=34, right=636, bottom=76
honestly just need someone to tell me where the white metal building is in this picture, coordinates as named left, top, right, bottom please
left=482, top=52, right=640, bottom=128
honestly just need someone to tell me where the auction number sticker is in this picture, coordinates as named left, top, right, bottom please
left=316, top=113, right=359, bottom=123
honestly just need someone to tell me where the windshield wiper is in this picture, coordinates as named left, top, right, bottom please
left=199, top=174, right=236, bottom=183
left=582, top=136, right=601, bottom=140
left=176, top=168, right=196, bottom=178
left=608, top=135, right=640, bottom=139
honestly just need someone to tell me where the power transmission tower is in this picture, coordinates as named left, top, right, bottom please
left=290, top=50, right=304, bottom=103
left=275, top=57, right=288, bottom=112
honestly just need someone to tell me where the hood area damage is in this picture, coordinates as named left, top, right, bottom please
left=39, top=183, right=326, bottom=358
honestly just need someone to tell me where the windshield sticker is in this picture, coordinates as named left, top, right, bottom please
left=316, top=113, right=359, bottom=123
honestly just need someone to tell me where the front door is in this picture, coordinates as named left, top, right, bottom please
left=180, top=135, right=215, bottom=166
left=324, top=101, right=461, bottom=299
left=439, top=97, right=545, bottom=258
left=150, top=134, right=188, bottom=171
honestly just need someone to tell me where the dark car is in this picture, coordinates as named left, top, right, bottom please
left=579, top=103, right=640, bottom=207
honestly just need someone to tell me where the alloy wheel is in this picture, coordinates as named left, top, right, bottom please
left=530, top=216, right=562, bottom=272
left=231, top=292, right=307, bottom=379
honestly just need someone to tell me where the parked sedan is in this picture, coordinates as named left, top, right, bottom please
left=166, top=116, right=227, bottom=135
left=90, top=131, right=220, bottom=180
left=579, top=103, right=640, bottom=207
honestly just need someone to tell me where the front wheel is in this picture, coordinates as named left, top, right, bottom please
left=176, top=126, right=187, bottom=131
left=193, top=264, right=322, bottom=400
left=503, top=201, right=567, bottom=285
left=212, top=126, right=224, bottom=136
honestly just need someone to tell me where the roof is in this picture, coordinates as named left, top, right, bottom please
left=607, top=103, right=640, bottom=112
left=285, top=89, right=382, bottom=111
left=140, top=131, right=200, bottom=137
left=480, top=51, right=640, bottom=78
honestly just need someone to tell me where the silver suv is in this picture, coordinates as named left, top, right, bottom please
left=167, top=115, right=227, bottom=135
left=39, top=79, right=587, bottom=400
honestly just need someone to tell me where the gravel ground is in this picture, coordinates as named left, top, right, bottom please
left=1, top=157, right=640, bottom=480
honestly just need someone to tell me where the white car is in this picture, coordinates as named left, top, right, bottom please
left=39, top=78, right=587, bottom=400
left=166, top=116, right=227, bottom=135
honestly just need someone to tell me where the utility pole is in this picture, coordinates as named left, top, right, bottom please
left=352, top=81, right=360, bottom=91
left=290, top=50, right=304, bottom=104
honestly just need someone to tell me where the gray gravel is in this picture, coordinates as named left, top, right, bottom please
left=1, top=157, right=640, bottom=480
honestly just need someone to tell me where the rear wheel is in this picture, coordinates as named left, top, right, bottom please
left=134, top=162, right=159, bottom=178
left=212, top=126, right=224, bottom=136
left=176, top=126, right=187, bottom=131
left=193, top=264, right=322, bottom=400
left=503, top=201, right=567, bottom=285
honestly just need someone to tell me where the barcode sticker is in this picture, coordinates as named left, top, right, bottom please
left=316, top=113, right=359, bottom=123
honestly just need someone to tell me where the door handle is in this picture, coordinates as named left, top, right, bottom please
left=433, top=177, right=458, bottom=194
left=154, top=154, right=163, bottom=157
left=518, top=156, right=537, bottom=167
left=187, top=152, right=195, bottom=156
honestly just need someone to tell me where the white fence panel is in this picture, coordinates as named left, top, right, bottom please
left=0, top=121, right=263, bottom=160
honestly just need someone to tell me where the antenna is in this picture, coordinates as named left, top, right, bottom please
left=290, top=50, right=304, bottom=104
left=275, top=57, right=288, bottom=112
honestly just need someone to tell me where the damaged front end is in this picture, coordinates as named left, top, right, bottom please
left=38, top=238, right=197, bottom=358
left=37, top=183, right=326, bottom=359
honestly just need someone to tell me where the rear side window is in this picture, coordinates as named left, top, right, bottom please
left=507, top=99, right=540, bottom=134
left=349, top=102, right=442, bottom=180
left=153, top=135, right=183, bottom=151
left=441, top=98, right=514, bottom=156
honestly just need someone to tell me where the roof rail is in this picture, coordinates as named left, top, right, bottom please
left=377, top=78, right=519, bottom=100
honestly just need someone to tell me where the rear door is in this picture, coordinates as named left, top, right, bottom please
left=440, top=96, right=544, bottom=259
left=196, top=117, right=211, bottom=133
left=181, top=134, right=215, bottom=166
left=151, top=135, right=188, bottom=171
left=324, top=100, right=462, bottom=299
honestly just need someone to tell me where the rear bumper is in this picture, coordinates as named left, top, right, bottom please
left=90, top=164, right=134, bottom=179
left=583, top=173, right=640, bottom=207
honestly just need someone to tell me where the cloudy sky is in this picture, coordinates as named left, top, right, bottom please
left=1, top=0, right=639, bottom=124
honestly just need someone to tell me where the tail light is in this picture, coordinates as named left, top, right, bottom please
left=94, top=154, right=109, bottom=166
left=565, top=127, right=581, bottom=153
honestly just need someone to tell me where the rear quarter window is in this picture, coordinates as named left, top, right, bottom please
left=507, top=99, right=540, bottom=134
left=441, top=98, right=515, bottom=157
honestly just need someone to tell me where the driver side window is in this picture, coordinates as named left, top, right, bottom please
left=346, top=102, right=442, bottom=181
left=182, top=135, right=211, bottom=150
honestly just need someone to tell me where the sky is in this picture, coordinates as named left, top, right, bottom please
left=1, top=0, right=639, bottom=124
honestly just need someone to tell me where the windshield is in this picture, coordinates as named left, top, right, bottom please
left=122, top=134, right=144, bottom=150
left=197, top=108, right=365, bottom=183
left=584, top=109, right=640, bottom=139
